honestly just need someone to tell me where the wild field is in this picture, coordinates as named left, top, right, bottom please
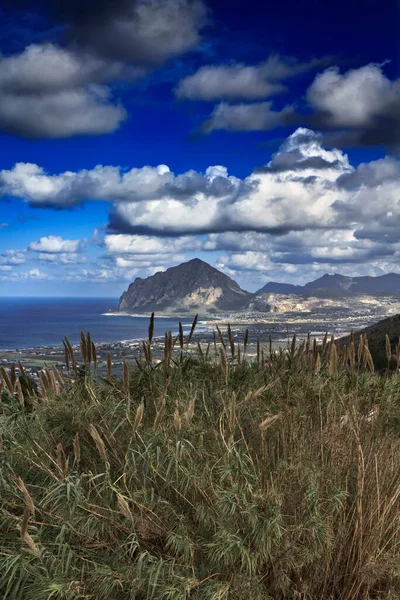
left=1, top=317, right=399, bottom=600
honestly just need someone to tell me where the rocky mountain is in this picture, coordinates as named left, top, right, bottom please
left=118, top=258, right=253, bottom=314
left=257, top=273, right=400, bottom=296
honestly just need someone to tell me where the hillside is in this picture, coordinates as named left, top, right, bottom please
left=118, top=258, right=253, bottom=313
left=338, top=313, right=400, bottom=369
left=1, top=327, right=399, bottom=599
left=257, top=272, right=400, bottom=296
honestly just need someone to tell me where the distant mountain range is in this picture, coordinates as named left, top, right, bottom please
left=118, top=258, right=252, bottom=313
left=257, top=273, right=400, bottom=296
left=118, top=260, right=400, bottom=314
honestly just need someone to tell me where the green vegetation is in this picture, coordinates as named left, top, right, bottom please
left=1, top=319, right=400, bottom=600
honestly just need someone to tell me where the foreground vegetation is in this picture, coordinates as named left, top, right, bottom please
left=1, top=319, right=400, bottom=600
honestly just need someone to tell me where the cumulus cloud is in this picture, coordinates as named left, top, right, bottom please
left=68, top=0, right=207, bottom=65
left=306, top=64, right=400, bottom=149
left=104, top=234, right=200, bottom=255
left=0, top=0, right=207, bottom=138
left=0, top=162, right=246, bottom=208
left=203, top=101, right=294, bottom=133
left=0, top=250, right=26, bottom=266
left=176, top=55, right=326, bottom=101
left=3, top=126, right=400, bottom=280
left=0, top=44, right=127, bottom=138
left=29, top=235, right=83, bottom=254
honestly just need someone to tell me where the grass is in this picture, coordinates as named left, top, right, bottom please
left=0, top=319, right=400, bottom=600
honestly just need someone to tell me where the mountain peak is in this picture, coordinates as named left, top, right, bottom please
left=118, top=258, right=252, bottom=314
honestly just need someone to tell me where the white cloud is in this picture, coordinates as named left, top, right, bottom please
left=0, top=250, right=26, bottom=266
left=104, top=234, right=200, bottom=255
left=0, top=43, right=127, bottom=138
left=176, top=55, right=325, bottom=101
left=307, top=64, right=400, bottom=128
left=203, top=101, right=293, bottom=132
left=72, top=0, right=207, bottom=65
left=29, top=235, right=83, bottom=254
left=3, top=126, right=400, bottom=283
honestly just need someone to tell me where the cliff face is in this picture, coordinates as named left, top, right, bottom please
left=118, top=258, right=253, bottom=313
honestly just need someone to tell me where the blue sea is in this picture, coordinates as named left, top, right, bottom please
left=0, top=297, right=199, bottom=351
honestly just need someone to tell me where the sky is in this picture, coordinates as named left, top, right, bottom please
left=0, top=0, right=399, bottom=297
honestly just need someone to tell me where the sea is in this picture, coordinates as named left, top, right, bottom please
left=0, top=297, right=199, bottom=351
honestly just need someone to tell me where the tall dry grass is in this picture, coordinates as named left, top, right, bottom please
left=0, top=319, right=399, bottom=599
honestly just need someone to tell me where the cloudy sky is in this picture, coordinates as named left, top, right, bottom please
left=0, top=0, right=399, bottom=296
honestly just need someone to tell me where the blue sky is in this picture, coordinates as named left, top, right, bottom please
left=0, top=0, right=399, bottom=296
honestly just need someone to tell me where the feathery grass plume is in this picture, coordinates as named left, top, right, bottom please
left=56, top=442, right=67, bottom=477
left=197, top=341, right=204, bottom=360
left=63, top=336, right=77, bottom=373
left=229, top=391, right=236, bottom=431
left=358, top=334, right=364, bottom=364
left=1, top=366, right=14, bottom=394
left=204, top=342, right=211, bottom=361
left=219, top=346, right=228, bottom=380
left=107, top=352, right=113, bottom=379
left=51, top=364, right=64, bottom=389
left=89, top=424, right=107, bottom=461
left=173, top=408, right=182, bottom=432
left=123, top=358, right=130, bottom=397
left=328, top=342, right=338, bottom=375
left=91, top=341, right=97, bottom=371
left=314, top=352, right=321, bottom=374
left=73, top=432, right=81, bottom=464
left=134, top=400, right=145, bottom=431
left=153, top=398, right=166, bottom=429
left=21, top=506, right=30, bottom=539
left=306, top=332, right=311, bottom=354
left=322, top=331, right=328, bottom=354
left=10, top=363, right=16, bottom=390
left=290, top=333, right=296, bottom=358
left=256, top=337, right=260, bottom=366
left=349, top=341, right=356, bottom=371
left=21, top=513, right=41, bottom=557
left=313, top=338, right=317, bottom=358
left=117, top=494, right=132, bottom=521
left=142, top=340, right=151, bottom=363
left=227, top=324, right=235, bottom=359
left=15, top=380, right=25, bottom=406
left=63, top=341, right=70, bottom=374
left=261, top=347, right=265, bottom=367
left=15, top=476, right=35, bottom=516
left=187, top=314, right=198, bottom=344
left=237, top=344, right=241, bottom=365
left=179, top=321, right=184, bottom=350
left=259, top=413, right=281, bottom=431
left=216, top=325, right=226, bottom=350
left=243, top=329, right=249, bottom=356
left=184, top=396, right=196, bottom=424
left=341, top=345, right=348, bottom=368
left=80, top=331, right=87, bottom=365
left=365, top=346, right=375, bottom=373
left=269, top=334, right=273, bottom=358
left=213, top=330, right=217, bottom=354
left=163, top=331, right=173, bottom=373
left=148, top=312, right=155, bottom=345
left=18, top=361, right=26, bottom=379
left=386, top=334, right=391, bottom=368
left=87, top=332, right=92, bottom=366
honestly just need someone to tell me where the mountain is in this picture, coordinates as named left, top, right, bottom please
left=257, top=273, right=400, bottom=296
left=118, top=258, right=253, bottom=314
